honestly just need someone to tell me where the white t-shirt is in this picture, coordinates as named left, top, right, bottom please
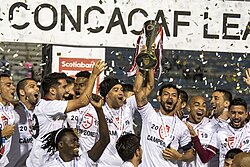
left=0, top=103, right=15, bottom=166
left=121, top=161, right=134, bottom=167
left=182, top=117, right=215, bottom=167
left=41, top=151, right=95, bottom=167
left=97, top=95, right=136, bottom=167
left=138, top=102, right=191, bottom=167
left=210, top=123, right=250, bottom=167
left=77, top=104, right=99, bottom=152
left=26, top=99, right=68, bottom=167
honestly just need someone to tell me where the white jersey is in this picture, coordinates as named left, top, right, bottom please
left=77, top=104, right=99, bottom=152
left=0, top=103, right=15, bottom=166
left=120, top=161, right=134, bottom=167
left=182, top=117, right=215, bottom=167
left=41, top=151, right=95, bottom=167
left=97, top=95, right=136, bottom=167
left=26, top=99, right=68, bottom=167
left=138, top=102, right=191, bottom=167
left=65, top=110, right=80, bottom=128
left=210, top=123, right=250, bottom=167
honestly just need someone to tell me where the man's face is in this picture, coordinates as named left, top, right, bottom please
left=64, top=83, right=75, bottom=100
left=55, top=79, right=68, bottom=100
left=224, top=158, right=233, bottom=167
left=22, top=80, right=40, bottom=106
left=106, top=84, right=124, bottom=109
left=210, top=91, right=227, bottom=117
left=229, top=105, right=248, bottom=129
left=0, top=76, right=15, bottom=104
left=74, top=77, right=89, bottom=96
left=158, top=87, right=178, bottom=114
left=188, top=96, right=206, bottom=124
left=61, top=132, right=80, bottom=158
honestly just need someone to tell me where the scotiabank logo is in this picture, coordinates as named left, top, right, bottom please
left=59, top=58, right=100, bottom=71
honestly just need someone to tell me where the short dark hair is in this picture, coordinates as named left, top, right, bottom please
left=158, top=84, right=180, bottom=97
left=123, top=84, right=133, bottom=92
left=180, top=89, right=188, bottom=103
left=16, top=78, right=35, bottom=99
left=116, top=134, right=140, bottom=162
left=213, top=89, right=232, bottom=102
left=41, top=72, right=67, bottom=95
left=75, top=71, right=91, bottom=79
left=229, top=98, right=247, bottom=111
left=66, top=76, right=75, bottom=85
left=225, top=148, right=243, bottom=159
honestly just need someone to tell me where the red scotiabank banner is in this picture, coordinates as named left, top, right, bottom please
left=59, top=57, right=98, bottom=72
left=52, top=45, right=105, bottom=94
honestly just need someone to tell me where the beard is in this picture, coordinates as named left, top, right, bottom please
left=160, top=101, right=177, bottom=114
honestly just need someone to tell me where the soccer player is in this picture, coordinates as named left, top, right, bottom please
left=26, top=60, right=106, bottom=167
left=0, top=74, right=17, bottom=166
left=182, top=95, right=212, bottom=167
left=97, top=70, right=154, bottom=167
left=172, top=89, right=188, bottom=120
left=134, top=69, right=194, bottom=166
left=187, top=98, right=250, bottom=167
left=209, top=89, right=232, bottom=126
left=116, top=134, right=142, bottom=167
left=7, top=78, right=40, bottom=167
left=224, top=148, right=242, bottom=167
left=41, top=94, right=109, bottom=167
left=232, top=152, right=250, bottom=167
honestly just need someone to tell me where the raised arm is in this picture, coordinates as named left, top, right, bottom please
left=133, top=69, right=154, bottom=107
left=87, top=94, right=110, bottom=162
left=66, top=60, right=107, bottom=113
left=184, top=122, right=217, bottom=163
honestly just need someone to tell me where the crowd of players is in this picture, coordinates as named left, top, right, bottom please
left=0, top=61, right=249, bottom=167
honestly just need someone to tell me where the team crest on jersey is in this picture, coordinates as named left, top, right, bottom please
left=159, top=124, right=170, bottom=140
left=1, top=115, right=8, bottom=127
left=82, top=113, right=93, bottom=129
left=227, top=136, right=235, bottom=149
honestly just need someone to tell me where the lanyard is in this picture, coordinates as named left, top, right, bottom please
left=158, top=112, right=176, bottom=147
left=57, top=157, right=78, bottom=167
left=104, top=103, right=123, bottom=137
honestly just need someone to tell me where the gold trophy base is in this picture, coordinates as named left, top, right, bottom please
left=136, top=51, right=157, bottom=71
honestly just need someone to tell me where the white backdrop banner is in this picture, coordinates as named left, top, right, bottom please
left=0, top=0, right=249, bottom=53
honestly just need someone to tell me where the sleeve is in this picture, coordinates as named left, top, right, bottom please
left=42, top=100, right=68, bottom=116
left=137, top=102, right=153, bottom=121
left=192, top=136, right=217, bottom=163
left=126, top=95, right=137, bottom=115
